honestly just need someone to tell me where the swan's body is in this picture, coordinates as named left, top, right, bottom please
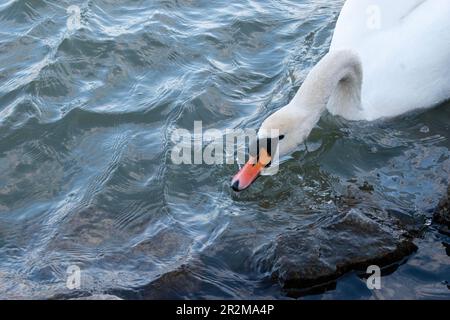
left=329, top=0, right=450, bottom=120
left=231, top=0, right=450, bottom=191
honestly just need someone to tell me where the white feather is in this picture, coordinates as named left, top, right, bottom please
left=259, top=0, right=450, bottom=158
left=330, top=0, right=450, bottom=120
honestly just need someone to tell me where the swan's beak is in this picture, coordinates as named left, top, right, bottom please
left=231, top=148, right=271, bottom=192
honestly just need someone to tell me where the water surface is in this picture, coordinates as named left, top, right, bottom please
left=0, top=0, right=449, bottom=299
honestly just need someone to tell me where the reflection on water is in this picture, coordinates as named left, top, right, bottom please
left=0, top=0, right=449, bottom=299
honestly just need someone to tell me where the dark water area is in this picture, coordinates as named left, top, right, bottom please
left=0, top=0, right=449, bottom=299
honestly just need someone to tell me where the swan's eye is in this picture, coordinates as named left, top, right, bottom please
left=279, top=135, right=285, bottom=141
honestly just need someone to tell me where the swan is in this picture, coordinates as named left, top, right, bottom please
left=231, top=0, right=450, bottom=191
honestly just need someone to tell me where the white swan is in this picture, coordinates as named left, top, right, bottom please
left=231, top=0, right=450, bottom=191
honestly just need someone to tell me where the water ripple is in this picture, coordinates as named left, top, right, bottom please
left=0, top=0, right=449, bottom=299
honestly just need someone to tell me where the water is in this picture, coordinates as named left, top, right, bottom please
left=0, top=0, right=449, bottom=299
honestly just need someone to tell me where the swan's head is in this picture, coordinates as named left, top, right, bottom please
left=231, top=105, right=312, bottom=192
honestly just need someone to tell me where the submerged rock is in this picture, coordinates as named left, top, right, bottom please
left=71, top=294, right=122, bottom=300
left=433, top=186, right=450, bottom=236
left=253, top=208, right=417, bottom=296
left=434, top=186, right=450, bottom=226
left=137, top=265, right=202, bottom=299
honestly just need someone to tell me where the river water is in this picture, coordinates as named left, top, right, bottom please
left=0, top=0, right=449, bottom=299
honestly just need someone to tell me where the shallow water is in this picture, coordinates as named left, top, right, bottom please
left=0, top=0, right=449, bottom=299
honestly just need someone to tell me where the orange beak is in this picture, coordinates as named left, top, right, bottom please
left=231, top=148, right=272, bottom=192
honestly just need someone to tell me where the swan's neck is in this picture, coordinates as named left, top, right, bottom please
left=290, top=49, right=363, bottom=122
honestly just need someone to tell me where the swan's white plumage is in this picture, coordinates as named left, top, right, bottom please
left=330, top=0, right=450, bottom=120
left=258, top=0, right=450, bottom=163
left=259, top=0, right=450, bottom=162
left=236, top=0, right=450, bottom=188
